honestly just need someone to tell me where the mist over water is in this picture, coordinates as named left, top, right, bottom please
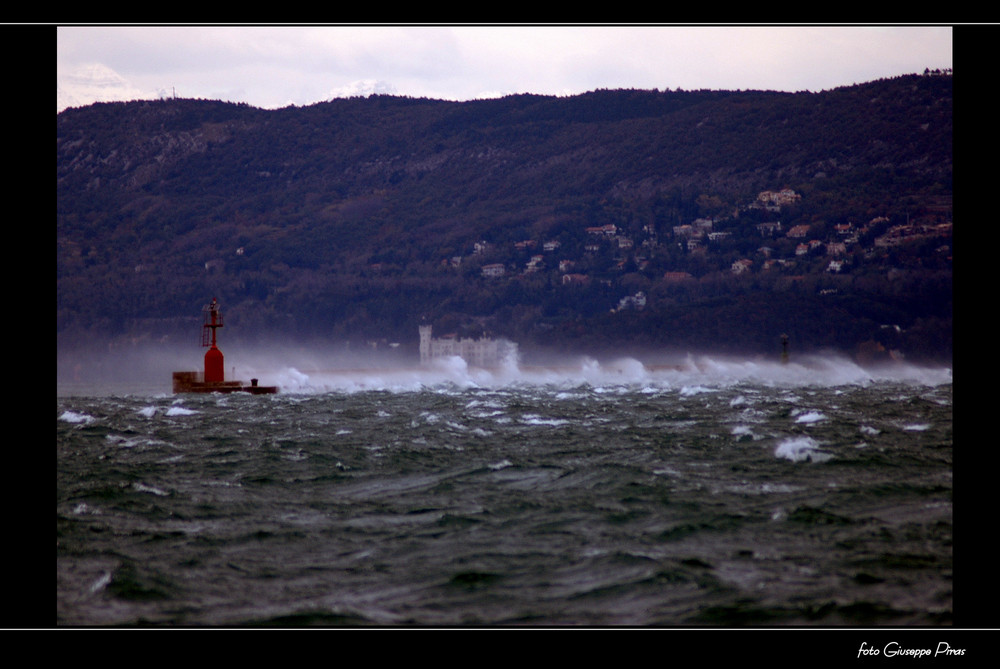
left=57, top=338, right=951, bottom=396
left=57, top=346, right=952, bottom=626
left=266, top=353, right=951, bottom=396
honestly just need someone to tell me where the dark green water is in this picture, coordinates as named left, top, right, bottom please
left=57, top=355, right=953, bottom=626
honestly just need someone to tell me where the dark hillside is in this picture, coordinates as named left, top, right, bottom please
left=57, top=73, right=952, bottom=363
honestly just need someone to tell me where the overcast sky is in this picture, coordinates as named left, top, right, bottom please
left=56, top=25, right=954, bottom=113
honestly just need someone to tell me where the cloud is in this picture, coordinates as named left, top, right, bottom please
left=56, top=26, right=954, bottom=113
left=56, top=62, right=160, bottom=111
left=325, top=79, right=399, bottom=99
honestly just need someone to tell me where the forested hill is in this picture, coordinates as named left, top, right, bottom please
left=57, top=72, right=953, bottom=363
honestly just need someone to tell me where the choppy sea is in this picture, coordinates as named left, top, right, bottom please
left=57, top=354, right=954, bottom=627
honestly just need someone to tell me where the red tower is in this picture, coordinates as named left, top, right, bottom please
left=202, top=298, right=225, bottom=383
left=173, top=298, right=276, bottom=393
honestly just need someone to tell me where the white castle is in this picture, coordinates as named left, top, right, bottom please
left=419, top=325, right=518, bottom=368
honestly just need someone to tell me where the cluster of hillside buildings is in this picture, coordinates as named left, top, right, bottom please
left=730, top=215, right=951, bottom=275
left=426, top=188, right=950, bottom=318
left=406, top=188, right=951, bottom=363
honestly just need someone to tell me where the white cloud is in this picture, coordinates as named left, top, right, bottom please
left=56, top=62, right=159, bottom=111
left=56, top=26, right=953, bottom=113
left=325, top=79, right=399, bottom=100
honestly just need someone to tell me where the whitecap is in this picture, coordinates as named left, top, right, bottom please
left=732, top=425, right=759, bottom=441
left=794, top=411, right=826, bottom=424
left=774, top=436, right=832, bottom=463
left=59, top=410, right=94, bottom=424
left=106, top=434, right=139, bottom=448
left=89, top=571, right=112, bottom=594
left=413, top=412, right=440, bottom=426
left=165, top=406, right=197, bottom=416
left=723, top=481, right=802, bottom=495
left=904, top=423, right=931, bottom=431
left=522, top=414, right=569, bottom=426
left=132, top=482, right=169, bottom=496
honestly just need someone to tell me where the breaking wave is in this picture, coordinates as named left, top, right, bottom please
left=266, top=353, right=951, bottom=395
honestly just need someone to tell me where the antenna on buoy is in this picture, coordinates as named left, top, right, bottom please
left=781, top=334, right=790, bottom=364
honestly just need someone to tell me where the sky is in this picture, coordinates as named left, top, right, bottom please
left=56, top=25, right=954, bottom=113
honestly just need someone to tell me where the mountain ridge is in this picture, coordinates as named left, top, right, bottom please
left=57, top=72, right=953, bottom=364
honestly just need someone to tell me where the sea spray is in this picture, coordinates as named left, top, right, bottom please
left=247, top=354, right=952, bottom=396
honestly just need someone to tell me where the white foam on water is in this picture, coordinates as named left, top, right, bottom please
left=132, top=482, right=169, bottom=496
left=732, top=425, right=760, bottom=441
left=521, top=415, right=570, bottom=427
left=774, top=436, right=833, bottom=463
left=59, top=410, right=94, bottom=424
left=88, top=572, right=112, bottom=594
left=793, top=410, right=827, bottom=424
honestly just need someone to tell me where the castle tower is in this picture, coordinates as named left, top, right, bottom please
left=419, top=325, right=432, bottom=365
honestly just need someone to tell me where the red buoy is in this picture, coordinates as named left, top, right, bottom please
left=172, top=298, right=278, bottom=394
left=203, top=298, right=225, bottom=382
